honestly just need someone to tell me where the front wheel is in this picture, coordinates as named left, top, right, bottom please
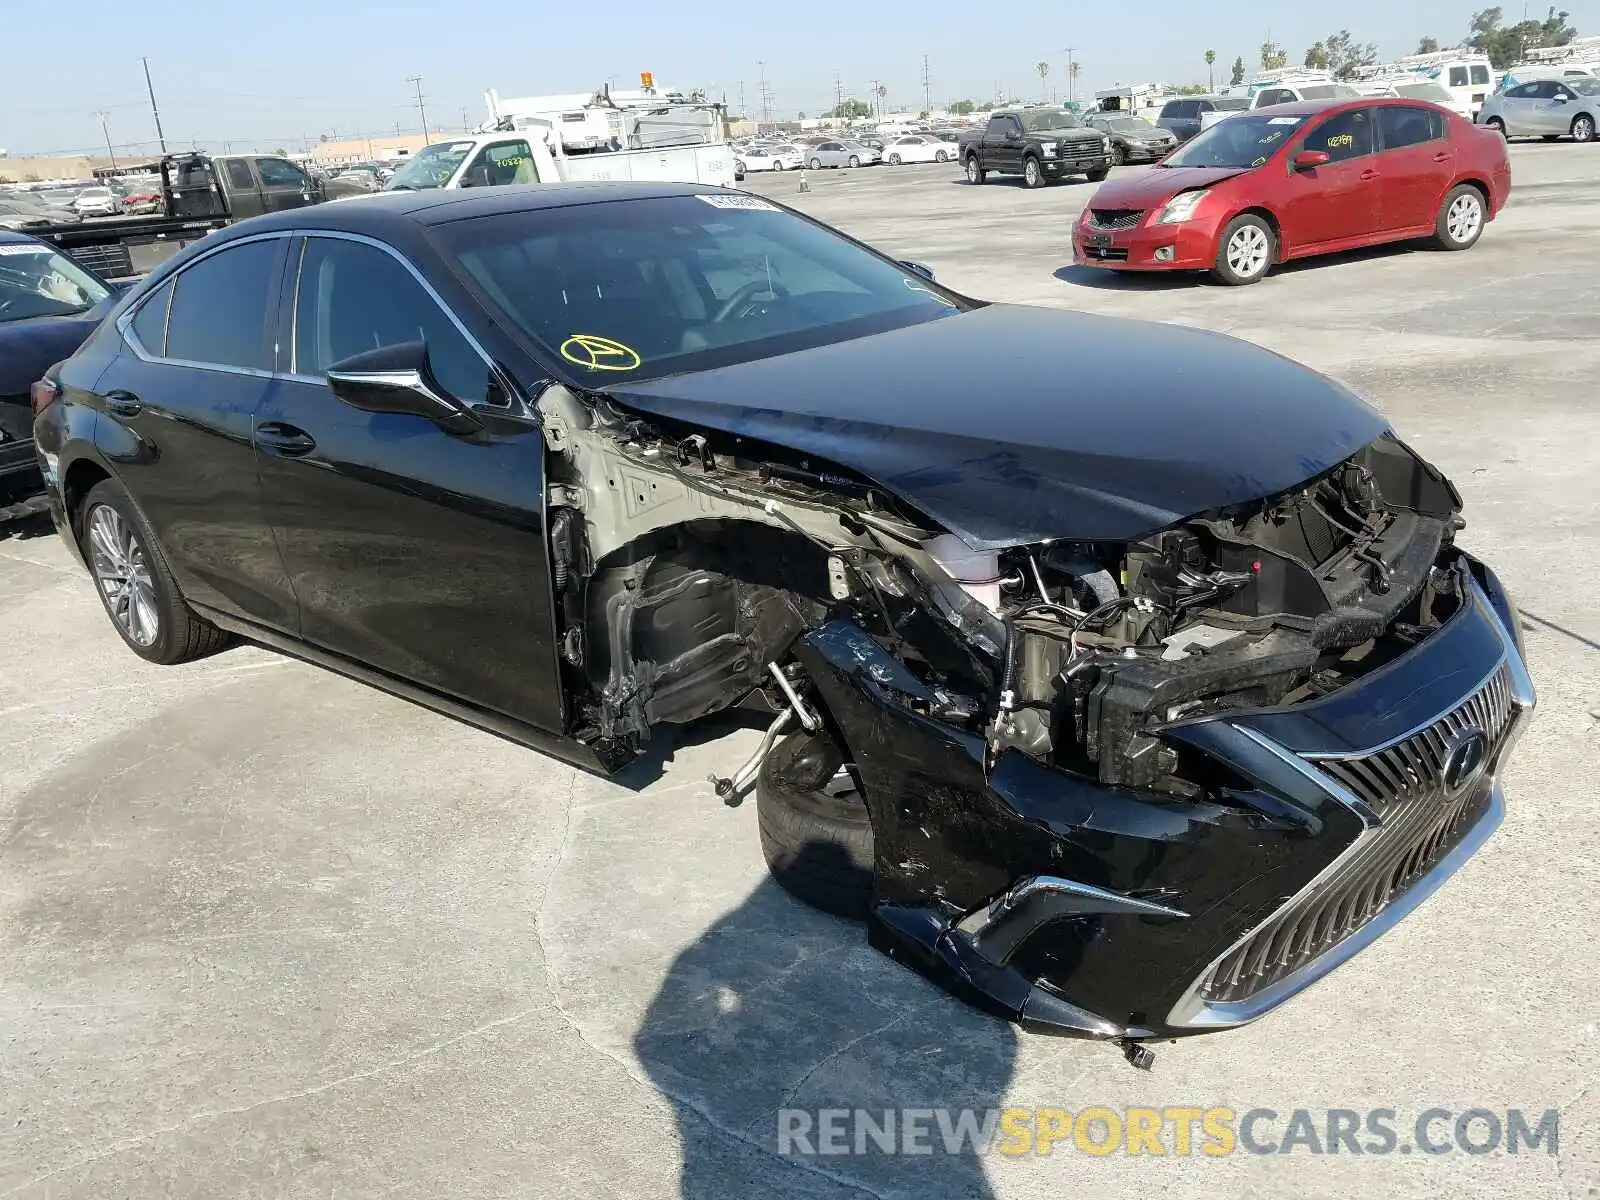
left=965, top=155, right=986, bottom=184
left=935, top=149, right=949, bottom=162
left=757, top=729, right=874, bottom=919
left=887, top=153, right=901, bottom=165
left=1022, top=155, right=1046, bottom=188
left=1110, top=142, right=1127, bottom=166
left=1085, top=166, right=1110, bottom=183
left=1485, top=116, right=1507, bottom=138
left=1212, top=213, right=1275, bottom=285
left=847, top=154, right=860, bottom=168
left=1435, top=184, right=1486, bottom=250
left=1572, top=113, right=1597, bottom=142
left=77, top=478, right=230, bottom=664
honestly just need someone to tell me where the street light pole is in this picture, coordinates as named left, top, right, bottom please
left=408, top=75, right=431, bottom=144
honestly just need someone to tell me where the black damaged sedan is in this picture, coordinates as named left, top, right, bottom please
left=32, top=184, right=1534, bottom=1052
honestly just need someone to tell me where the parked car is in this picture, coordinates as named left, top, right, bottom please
left=1073, top=98, right=1510, bottom=284
left=1084, top=113, right=1178, bottom=163
left=960, top=108, right=1111, bottom=187
left=0, top=232, right=117, bottom=521
left=736, top=143, right=803, bottom=172
left=805, top=140, right=882, bottom=168
left=883, top=134, right=954, bottom=164
left=1355, top=80, right=1472, bottom=121
left=0, top=191, right=61, bottom=231
left=71, top=187, right=122, bottom=218
left=1477, top=75, right=1600, bottom=141
left=1156, top=96, right=1250, bottom=143
left=32, top=182, right=1534, bottom=1049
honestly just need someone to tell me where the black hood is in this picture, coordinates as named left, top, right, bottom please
left=0, top=302, right=110, bottom=397
left=609, top=304, right=1388, bottom=550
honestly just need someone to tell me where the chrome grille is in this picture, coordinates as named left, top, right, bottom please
left=1318, top=663, right=1515, bottom=814
left=1199, top=662, right=1517, bottom=1005
left=1090, top=208, right=1144, bottom=231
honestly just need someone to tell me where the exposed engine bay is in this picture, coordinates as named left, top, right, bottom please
left=538, top=384, right=1466, bottom=795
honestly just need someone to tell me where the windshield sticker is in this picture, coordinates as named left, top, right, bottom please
left=1268, top=116, right=1303, bottom=125
left=0, top=244, right=51, bottom=256
left=1260, top=131, right=1284, bottom=143
left=695, top=194, right=779, bottom=211
left=903, top=277, right=957, bottom=307
left=1251, top=156, right=1269, bottom=167
left=560, top=334, right=642, bottom=372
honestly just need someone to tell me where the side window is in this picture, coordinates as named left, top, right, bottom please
left=1378, top=106, right=1443, bottom=151
left=1506, top=82, right=1539, bottom=99
left=165, top=239, right=281, bottom=371
left=465, top=141, right=538, bottom=187
left=1159, top=101, right=1180, bottom=117
left=255, top=158, right=308, bottom=188
left=1531, top=80, right=1560, bottom=99
left=223, top=159, right=255, bottom=191
left=984, top=116, right=1006, bottom=137
left=293, top=237, right=499, bottom=406
left=129, top=278, right=173, bottom=356
left=1308, top=108, right=1375, bottom=162
left=1554, top=84, right=1576, bottom=101
left=1192, top=102, right=1210, bottom=115
left=1448, top=67, right=1469, bottom=87
left=1471, top=65, right=1491, bottom=85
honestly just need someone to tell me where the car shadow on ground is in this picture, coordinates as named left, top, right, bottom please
left=614, top=708, right=776, bottom=792
left=1054, top=239, right=1432, bottom=291
left=0, top=511, right=54, bottom=541
left=634, top=845, right=1018, bottom=1198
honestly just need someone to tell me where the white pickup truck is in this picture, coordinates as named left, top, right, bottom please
left=371, top=130, right=737, bottom=197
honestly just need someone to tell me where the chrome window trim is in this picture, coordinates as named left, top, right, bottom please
left=115, top=230, right=290, bottom=377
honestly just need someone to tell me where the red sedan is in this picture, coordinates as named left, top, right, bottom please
left=1073, top=98, right=1511, bottom=284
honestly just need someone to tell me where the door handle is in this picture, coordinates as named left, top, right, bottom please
left=254, top=421, right=316, bottom=456
left=1433, top=152, right=1453, bottom=162
left=103, top=390, right=142, bottom=418
left=1360, top=168, right=1380, bottom=180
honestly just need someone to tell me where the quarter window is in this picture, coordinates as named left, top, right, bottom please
left=165, top=239, right=282, bottom=371
left=129, top=279, right=173, bottom=356
left=293, top=237, right=498, bottom=406
left=1378, top=106, right=1445, bottom=150
left=1306, top=108, right=1374, bottom=162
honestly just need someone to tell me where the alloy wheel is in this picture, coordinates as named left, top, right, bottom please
left=1574, top=115, right=1596, bottom=142
left=1025, top=158, right=1040, bottom=186
left=1446, top=193, right=1483, bottom=244
left=86, top=504, right=159, bottom=647
left=1226, top=225, right=1270, bottom=279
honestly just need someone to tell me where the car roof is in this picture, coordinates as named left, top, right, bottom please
left=224, top=180, right=734, bottom=238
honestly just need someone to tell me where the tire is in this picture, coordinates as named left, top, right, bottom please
left=76, top=478, right=230, bottom=665
left=1022, top=155, right=1046, bottom=188
left=1434, top=184, right=1486, bottom=251
left=1212, top=213, right=1275, bottom=285
left=965, top=155, right=986, bottom=184
left=935, top=149, right=948, bottom=162
left=1086, top=166, right=1110, bottom=183
left=809, top=157, right=822, bottom=171
left=1571, top=113, right=1597, bottom=142
left=888, top=153, right=902, bottom=165
left=847, top=154, right=860, bottom=168
left=1111, top=142, right=1127, bottom=166
left=1485, top=117, right=1506, bottom=138
left=757, top=730, right=874, bottom=919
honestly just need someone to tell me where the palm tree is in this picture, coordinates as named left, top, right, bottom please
left=1205, top=49, right=1217, bottom=91
left=1036, top=60, right=1049, bottom=100
left=1068, top=60, right=1081, bottom=103
left=874, top=83, right=887, bottom=117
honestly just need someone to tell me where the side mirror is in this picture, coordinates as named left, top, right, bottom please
left=1293, top=149, right=1331, bottom=170
left=1553, top=93, right=1569, bottom=103
left=902, top=260, right=936, bottom=281
left=326, top=340, right=483, bottom=436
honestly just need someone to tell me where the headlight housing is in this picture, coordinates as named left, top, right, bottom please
left=1041, top=141, right=1057, bottom=158
left=1154, top=188, right=1210, bottom=224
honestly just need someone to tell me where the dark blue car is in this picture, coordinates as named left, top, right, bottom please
left=0, top=231, right=116, bottom=516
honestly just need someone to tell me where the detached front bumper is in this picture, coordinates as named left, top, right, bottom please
left=0, top=398, right=43, bottom=497
left=798, top=555, right=1533, bottom=1041
left=1074, top=212, right=1225, bottom=270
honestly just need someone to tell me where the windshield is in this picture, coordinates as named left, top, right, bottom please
left=1163, top=113, right=1305, bottom=168
left=1570, top=77, right=1600, bottom=95
left=1214, top=98, right=1252, bottom=111
left=1020, top=109, right=1082, bottom=132
left=1395, top=83, right=1456, bottom=102
left=0, top=242, right=110, bottom=321
left=439, top=195, right=966, bottom=383
left=386, top=141, right=477, bottom=190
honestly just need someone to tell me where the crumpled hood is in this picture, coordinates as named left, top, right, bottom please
left=608, top=304, right=1388, bottom=549
left=1086, top=165, right=1248, bottom=207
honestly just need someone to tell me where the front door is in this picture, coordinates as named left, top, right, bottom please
left=253, top=234, right=564, bottom=733
left=1282, top=106, right=1381, bottom=250
left=253, top=156, right=318, bottom=211
left=1373, top=105, right=1453, bottom=232
left=1530, top=81, right=1576, bottom=134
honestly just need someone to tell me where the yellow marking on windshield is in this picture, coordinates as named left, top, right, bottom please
left=560, top=334, right=642, bottom=371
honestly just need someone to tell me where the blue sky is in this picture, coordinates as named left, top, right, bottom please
left=4, top=0, right=1592, bottom=156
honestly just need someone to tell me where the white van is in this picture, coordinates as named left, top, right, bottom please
left=1394, top=52, right=1495, bottom=115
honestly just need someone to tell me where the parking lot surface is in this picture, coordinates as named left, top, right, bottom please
left=2, top=146, right=1597, bottom=1199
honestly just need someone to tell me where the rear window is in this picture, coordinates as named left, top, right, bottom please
left=1471, top=65, right=1491, bottom=84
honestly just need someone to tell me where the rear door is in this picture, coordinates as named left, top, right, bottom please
left=254, top=233, right=563, bottom=732
left=95, top=234, right=299, bottom=628
left=1373, top=105, right=1452, bottom=232
left=1281, top=106, right=1382, bottom=249
left=216, top=157, right=266, bottom=219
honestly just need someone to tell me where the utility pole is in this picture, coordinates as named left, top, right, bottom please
left=870, top=78, right=881, bottom=119
left=922, top=55, right=932, bottom=115
left=141, top=56, right=168, bottom=153
left=94, top=110, right=118, bottom=167
left=757, top=61, right=772, bottom=126
left=408, top=74, right=431, bottom=144
left=462, top=107, right=470, bottom=132
left=832, top=69, right=842, bottom=116
left=1063, top=47, right=1076, bottom=103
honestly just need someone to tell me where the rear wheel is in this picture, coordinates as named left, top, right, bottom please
left=935, top=149, right=949, bottom=162
left=888, top=153, right=902, bottom=165
left=1434, top=184, right=1485, bottom=250
left=1572, top=113, right=1597, bottom=142
left=77, top=478, right=230, bottom=665
left=1212, top=213, right=1275, bottom=285
left=1022, top=155, right=1046, bottom=188
left=809, top=157, right=822, bottom=170
left=757, top=730, right=874, bottom=919
left=965, top=155, right=986, bottom=184
left=1485, top=116, right=1507, bottom=138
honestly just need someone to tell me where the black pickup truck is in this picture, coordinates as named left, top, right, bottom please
left=25, top=153, right=326, bottom=282
left=959, top=108, right=1112, bottom=188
